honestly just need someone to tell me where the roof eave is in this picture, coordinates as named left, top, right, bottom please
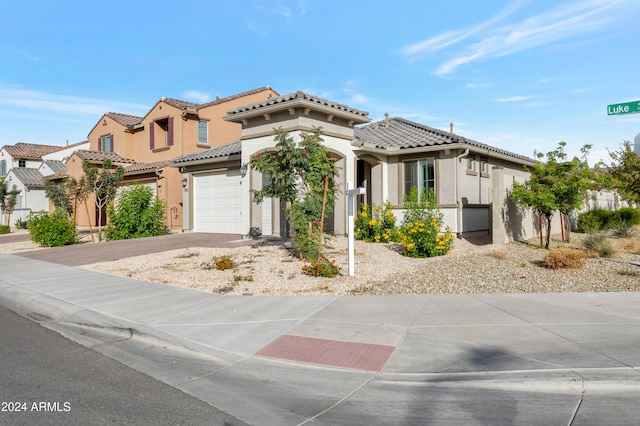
left=171, top=153, right=241, bottom=169
left=224, top=99, right=371, bottom=125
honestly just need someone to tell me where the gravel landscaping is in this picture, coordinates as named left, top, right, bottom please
left=3, top=230, right=639, bottom=296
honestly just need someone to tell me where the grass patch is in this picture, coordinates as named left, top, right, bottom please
left=582, top=233, right=615, bottom=258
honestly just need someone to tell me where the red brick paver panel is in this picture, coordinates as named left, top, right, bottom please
left=257, top=335, right=395, bottom=371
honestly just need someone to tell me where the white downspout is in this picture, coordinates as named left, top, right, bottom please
left=455, top=148, right=470, bottom=238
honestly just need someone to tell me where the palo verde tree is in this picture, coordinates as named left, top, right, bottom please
left=607, top=141, right=640, bottom=207
left=83, top=159, right=124, bottom=239
left=510, top=142, right=597, bottom=248
left=250, top=127, right=338, bottom=260
left=0, top=178, right=20, bottom=227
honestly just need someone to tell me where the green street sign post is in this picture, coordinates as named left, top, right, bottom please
left=608, top=101, right=640, bottom=116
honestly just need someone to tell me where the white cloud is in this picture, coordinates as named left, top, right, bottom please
left=496, top=96, right=534, bottom=102
left=466, top=83, right=492, bottom=88
left=182, top=90, right=211, bottom=103
left=0, top=86, right=147, bottom=117
left=404, top=0, right=635, bottom=76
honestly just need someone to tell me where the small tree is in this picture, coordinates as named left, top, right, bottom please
left=0, top=178, right=20, bottom=227
left=44, top=179, right=74, bottom=216
left=83, top=159, right=124, bottom=239
left=510, top=142, right=597, bottom=248
left=250, top=127, right=338, bottom=260
left=607, top=141, right=640, bottom=207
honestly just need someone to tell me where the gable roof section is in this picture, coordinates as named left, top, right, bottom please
left=106, top=112, right=143, bottom=127
left=172, top=141, right=241, bottom=166
left=4, top=142, right=64, bottom=160
left=197, top=86, right=278, bottom=110
left=225, top=91, right=370, bottom=123
left=10, top=168, right=44, bottom=188
left=355, top=117, right=535, bottom=164
left=73, top=150, right=136, bottom=164
left=43, top=160, right=67, bottom=175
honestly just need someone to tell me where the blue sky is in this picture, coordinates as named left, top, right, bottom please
left=1, top=0, right=639, bottom=165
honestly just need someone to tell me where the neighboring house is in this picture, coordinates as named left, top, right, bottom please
left=172, top=91, right=554, bottom=244
left=0, top=141, right=89, bottom=223
left=64, top=86, right=280, bottom=230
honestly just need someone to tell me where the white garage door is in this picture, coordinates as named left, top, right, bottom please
left=193, top=170, right=242, bottom=234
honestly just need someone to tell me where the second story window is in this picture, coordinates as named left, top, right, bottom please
left=198, top=120, right=208, bottom=145
left=150, top=117, right=174, bottom=150
left=99, top=135, right=113, bottom=152
left=18, top=159, right=26, bottom=168
left=0, top=160, right=6, bottom=176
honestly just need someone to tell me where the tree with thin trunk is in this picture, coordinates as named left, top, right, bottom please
left=0, top=178, right=20, bottom=227
left=510, top=142, right=597, bottom=248
left=607, top=141, right=640, bottom=207
left=82, top=160, right=124, bottom=240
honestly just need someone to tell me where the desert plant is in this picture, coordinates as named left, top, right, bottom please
left=543, top=248, right=586, bottom=269
left=14, top=217, right=28, bottom=229
left=106, top=184, right=166, bottom=240
left=354, top=201, right=397, bottom=243
left=582, top=233, right=615, bottom=258
left=0, top=224, right=9, bottom=234
left=396, top=187, right=454, bottom=258
left=28, top=209, right=77, bottom=247
left=302, top=257, right=341, bottom=277
left=608, top=219, right=634, bottom=238
left=212, top=255, right=236, bottom=270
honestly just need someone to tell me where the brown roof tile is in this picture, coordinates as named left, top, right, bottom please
left=74, top=150, right=136, bottom=164
left=197, top=86, right=279, bottom=110
left=4, top=142, right=65, bottom=159
left=124, top=160, right=171, bottom=174
left=106, top=112, right=143, bottom=127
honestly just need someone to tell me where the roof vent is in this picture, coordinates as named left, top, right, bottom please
left=450, top=122, right=454, bottom=134
left=295, top=91, right=305, bottom=99
left=384, top=113, right=389, bottom=128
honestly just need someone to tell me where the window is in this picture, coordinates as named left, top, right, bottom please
left=198, top=120, right=208, bottom=145
left=466, top=156, right=477, bottom=175
left=99, top=135, right=113, bottom=152
left=18, top=159, right=26, bottom=168
left=0, top=160, right=5, bottom=176
left=404, top=158, right=435, bottom=201
left=150, top=117, right=174, bottom=149
left=480, top=158, right=489, bottom=176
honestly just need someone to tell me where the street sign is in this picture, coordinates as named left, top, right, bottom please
left=607, top=100, right=640, bottom=116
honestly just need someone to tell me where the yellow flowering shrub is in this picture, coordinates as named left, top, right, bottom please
left=397, top=187, right=454, bottom=258
left=354, top=202, right=397, bottom=243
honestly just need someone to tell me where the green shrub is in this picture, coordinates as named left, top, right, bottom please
left=106, top=184, right=166, bottom=240
left=612, top=207, right=640, bottom=226
left=0, top=225, right=10, bottom=235
left=302, top=257, right=341, bottom=277
left=396, top=188, right=454, bottom=258
left=609, top=218, right=635, bottom=238
left=14, top=217, right=28, bottom=229
left=577, top=208, right=614, bottom=232
left=28, top=209, right=77, bottom=247
left=354, top=201, right=397, bottom=243
left=582, top=233, right=614, bottom=258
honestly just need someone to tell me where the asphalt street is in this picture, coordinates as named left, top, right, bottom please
left=0, top=305, right=248, bottom=426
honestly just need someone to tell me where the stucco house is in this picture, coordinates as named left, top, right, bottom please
left=64, top=86, right=279, bottom=230
left=172, top=91, right=543, bottom=243
left=1, top=141, right=89, bottom=223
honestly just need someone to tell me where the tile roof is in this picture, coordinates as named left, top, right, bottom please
left=73, top=150, right=136, bottom=164
left=197, top=86, right=278, bottom=110
left=161, top=98, right=200, bottom=110
left=354, top=117, right=535, bottom=163
left=3, top=142, right=64, bottom=159
left=106, top=112, right=143, bottom=127
left=10, top=168, right=44, bottom=188
left=172, top=141, right=241, bottom=165
left=124, top=160, right=172, bottom=174
left=43, top=160, right=67, bottom=175
left=226, top=91, right=370, bottom=119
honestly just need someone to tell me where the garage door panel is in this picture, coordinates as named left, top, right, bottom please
left=193, top=171, right=242, bottom=234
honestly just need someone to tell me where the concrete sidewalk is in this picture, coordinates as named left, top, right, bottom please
left=1, top=253, right=640, bottom=425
